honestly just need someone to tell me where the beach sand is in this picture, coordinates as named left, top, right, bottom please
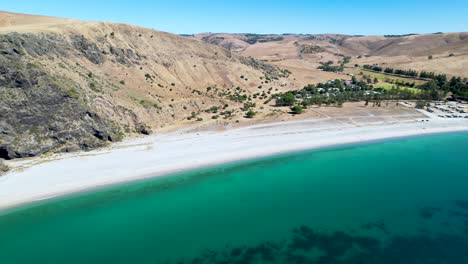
left=1, top=117, right=467, bottom=210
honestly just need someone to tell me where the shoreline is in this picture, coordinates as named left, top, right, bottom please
left=1, top=118, right=468, bottom=211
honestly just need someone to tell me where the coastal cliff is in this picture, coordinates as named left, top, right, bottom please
left=0, top=33, right=121, bottom=159
left=0, top=12, right=291, bottom=160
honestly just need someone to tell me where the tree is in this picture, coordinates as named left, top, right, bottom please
left=291, top=105, right=303, bottom=114
left=275, top=92, right=296, bottom=106
left=246, top=110, right=256, bottom=118
left=337, top=97, right=344, bottom=107
left=334, top=79, right=344, bottom=89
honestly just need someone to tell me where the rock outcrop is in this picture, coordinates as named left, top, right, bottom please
left=0, top=12, right=292, bottom=161
left=0, top=34, right=120, bottom=160
left=0, top=159, right=8, bottom=175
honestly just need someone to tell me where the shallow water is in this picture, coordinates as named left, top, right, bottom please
left=1, top=133, right=468, bottom=263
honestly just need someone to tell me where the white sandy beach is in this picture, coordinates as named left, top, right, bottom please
left=1, top=117, right=468, bottom=210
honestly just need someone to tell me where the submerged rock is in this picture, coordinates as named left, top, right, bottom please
left=176, top=224, right=468, bottom=264
left=456, top=200, right=468, bottom=210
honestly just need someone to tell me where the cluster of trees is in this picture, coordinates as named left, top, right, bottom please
left=371, top=66, right=468, bottom=100
left=244, top=34, right=284, bottom=44
left=300, top=85, right=441, bottom=107
left=274, top=77, right=465, bottom=110
left=384, top=34, right=418, bottom=38
left=274, top=66, right=468, bottom=112
left=318, top=56, right=350, bottom=73
left=363, top=64, right=383, bottom=72
left=393, top=69, right=418, bottom=77
left=318, top=61, right=343, bottom=72
left=364, top=65, right=419, bottom=77
left=391, top=79, right=416, bottom=88
left=418, top=71, right=449, bottom=81
left=420, top=76, right=468, bottom=100
left=275, top=92, right=296, bottom=106
left=447, top=77, right=468, bottom=100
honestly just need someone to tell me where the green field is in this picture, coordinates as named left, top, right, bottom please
left=345, top=67, right=426, bottom=94
left=347, top=68, right=428, bottom=86
left=374, top=83, right=422, bottom=93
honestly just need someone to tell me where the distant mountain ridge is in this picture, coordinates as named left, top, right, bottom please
left=191, top=32, right=468, bottom=57
left=189, top=32, right=468, bottom=85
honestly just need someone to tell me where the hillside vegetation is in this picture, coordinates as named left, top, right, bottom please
left=1, top=11, right=467, bottom=161
left=193, top=32, right=468, bottom=85
left=0, top=11, right=293, bottom=160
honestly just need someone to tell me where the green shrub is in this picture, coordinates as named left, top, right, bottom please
left=291, top=105, right=303, bottom=114
left=246, top=110, right=256, bottom=118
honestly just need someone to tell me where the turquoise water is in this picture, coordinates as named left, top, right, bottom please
left=1, top=133, right=468, bottom=263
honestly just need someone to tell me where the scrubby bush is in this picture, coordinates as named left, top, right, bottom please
left=291, top=105, right=303, bottom=114
left=246, top=110, right=256, bottom=118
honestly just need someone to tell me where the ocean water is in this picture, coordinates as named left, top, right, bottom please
left=1, top=133, right=468, bottom=263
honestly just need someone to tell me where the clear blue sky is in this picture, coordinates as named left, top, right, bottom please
left=2, top=0, right=467, bottom=35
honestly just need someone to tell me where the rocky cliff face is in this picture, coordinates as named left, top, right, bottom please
left=0, top=12, right=292, bottom=161
left=0, top=33, right=120, bottom=159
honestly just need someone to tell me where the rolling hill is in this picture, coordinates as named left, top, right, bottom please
left=192, top=32, right=468, bottom=84
left=1, top=10, right=467, bottom=162
left=0, top=11, right=292, bottom=160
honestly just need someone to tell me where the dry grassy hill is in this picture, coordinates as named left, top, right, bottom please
left=1, top=10, right=466, bottom=162
left=193, top=32, right=468, bottom=84
left=0, top=11, right=293, bottom=160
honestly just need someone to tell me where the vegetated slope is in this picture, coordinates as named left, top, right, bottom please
left=193, top=32, right=468, bottom=82
left=0, top=11, right=292, bottom=160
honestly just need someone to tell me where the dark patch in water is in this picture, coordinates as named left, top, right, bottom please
left=450, top=210, right=468, bottom=219
left=361, top=220, right=390, bottom=234
left=419, top=206, right=442, bottom=219
left=456, top=200, right=468, bottom=210
left=170, top=224, right=468, bottom=264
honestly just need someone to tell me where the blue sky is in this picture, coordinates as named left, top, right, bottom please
left=1, top=0, right=467, bottom=35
